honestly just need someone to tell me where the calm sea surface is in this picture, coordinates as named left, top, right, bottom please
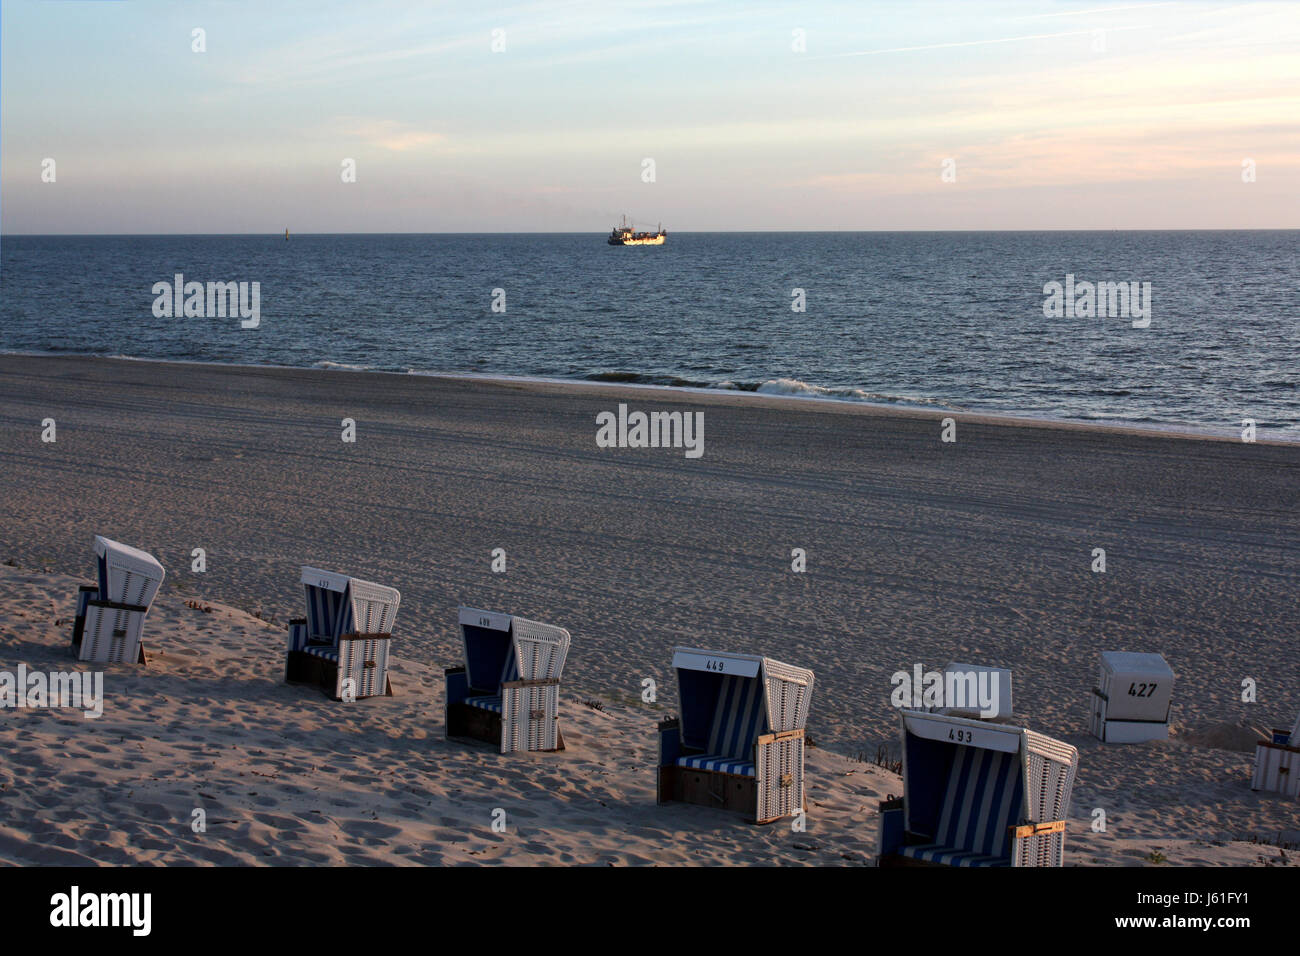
left=2, top=231, right=1296, bottom=438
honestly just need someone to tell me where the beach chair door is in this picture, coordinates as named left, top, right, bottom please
left=1252, top=741, right=1300, bottom=796
left=501, top=681, right=560, bottom=753
left=79, top=604, right=145, bottom=664
left=756, top=732, right=804, bottom=823
left=499, top=618, right=568, bottom=752
left=337, top=636, right=390, bottom=700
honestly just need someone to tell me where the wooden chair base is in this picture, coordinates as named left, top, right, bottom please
left=285, top=650, right=392, bottom=701
left=445, top=702, right=566, bottom=752
left=658, top=765, right=779, bottom=823
left=878, top=853, right=941, bottom=868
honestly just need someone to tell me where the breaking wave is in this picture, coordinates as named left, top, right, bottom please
left=585, top=371, right=963, bottom=410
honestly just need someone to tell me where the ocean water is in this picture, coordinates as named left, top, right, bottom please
left=2, top=231, right=1296, bottom=438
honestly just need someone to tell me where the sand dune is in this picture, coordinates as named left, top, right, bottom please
left=0, top=565, right=1293, bottom=866
left=0, top=565, right=896, bottom=866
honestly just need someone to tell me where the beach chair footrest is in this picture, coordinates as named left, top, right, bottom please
left=446, top=700, right=502, bottom=746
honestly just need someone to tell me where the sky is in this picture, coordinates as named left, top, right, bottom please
left=2, top=0, right=1298, bottom=232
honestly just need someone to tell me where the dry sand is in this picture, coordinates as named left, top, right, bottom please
left=0, top=354, right=1297, bottom=865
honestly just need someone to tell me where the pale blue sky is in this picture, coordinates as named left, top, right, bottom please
left=3, top=0, right=1298, bottom=232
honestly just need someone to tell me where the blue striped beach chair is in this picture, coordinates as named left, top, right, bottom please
left=284, top=566, right=400, bottom=700
left=445, top=607, right=571, bottom=753
left=878, top=711, right=1079, bottom=867
left=1251, top=709, right=1300, bottom=798
left=71, top=536, right=166, bottom=664
left=657, top=647, right=814, bottom=824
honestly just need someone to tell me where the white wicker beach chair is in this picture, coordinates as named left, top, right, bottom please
left=445, top=607, right=570, bottom=753
left=71, top=536, right=166, bottom=664
left=657, top=647, right=814, bottom=824
left=1088, top=651, right=1174, bottom=743
left=1251, top=708, right=1300, bottom=798
left=284, top=566, right=399, bottom=700
left=878, top=711, right=1079, bottom=867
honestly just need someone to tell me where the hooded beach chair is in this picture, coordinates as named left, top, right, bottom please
left=71, top=536, right=165, bottom=664
left=657, top=647, right=814, bottom=824
left=878, top=711, right=1079, bottom=867
left=1088, top=651, right=1174, bottom=743
left=445, top=607, right=570, bottom=753
left=284, top=566, right=399, bottom=700
left=1251, top=708, right=1300, bottom=798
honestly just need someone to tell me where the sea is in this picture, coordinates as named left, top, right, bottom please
left=2, top=231, right=1296, bottom=439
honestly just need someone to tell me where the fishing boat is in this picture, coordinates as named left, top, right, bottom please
left=607, top=216, right=666, bottom=245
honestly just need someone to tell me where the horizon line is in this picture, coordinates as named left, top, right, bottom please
left=3, top=227, right=1298, bottom=238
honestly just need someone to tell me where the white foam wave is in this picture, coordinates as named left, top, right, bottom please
left=313, top=360, right=373, bottom=371
left=755, top=377, right=957, bottom=409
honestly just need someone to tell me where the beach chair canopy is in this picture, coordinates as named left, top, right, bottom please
left=300, top=566, right=400, bottom=642
left=898, top=711, right=1077, bottom=867
left=94, top=536, right=165, bottom=608
left=670, top=647, right=813, bottom=775
left=459, top=607, right=569, bottom=694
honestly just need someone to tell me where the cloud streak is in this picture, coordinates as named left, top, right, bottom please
left=812, top=25, right=1152, bottom=59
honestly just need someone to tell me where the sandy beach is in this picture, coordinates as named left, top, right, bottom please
left=1, top=354, right=1297, bottom=866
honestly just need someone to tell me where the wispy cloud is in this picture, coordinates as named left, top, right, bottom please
left=813, top=25, right=1151, bottom=58
left=233, top=35, right=480, bottom=87
left=327, top=118, right=445, bottom=152
left=4, top=0, right=1297, bottom=231
left=1007, top=2, right=1175, bottom=20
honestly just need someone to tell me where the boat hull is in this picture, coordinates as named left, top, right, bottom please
left=608, top=235, right=665, bottom=245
